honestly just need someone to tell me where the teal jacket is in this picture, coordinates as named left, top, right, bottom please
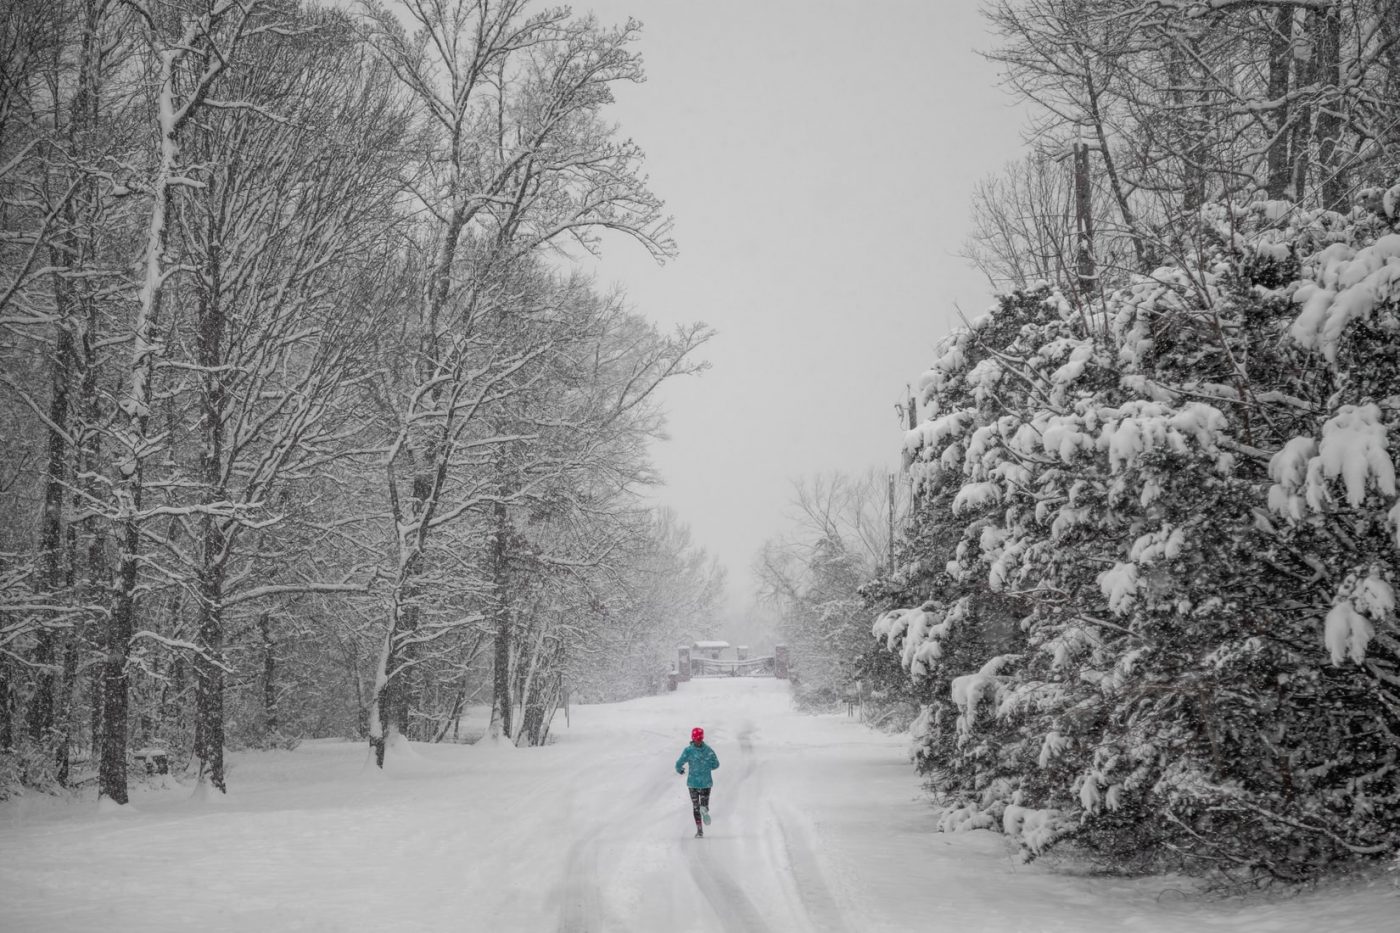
left=675, top=742, right=720, bottom=789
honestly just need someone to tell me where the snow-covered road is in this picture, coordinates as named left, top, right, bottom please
left=1, top=677, right=1392, bottom=932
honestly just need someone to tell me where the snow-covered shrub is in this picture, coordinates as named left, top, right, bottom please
left=0, top=736, right=63, bottom=801
left=873, top=190, right=1400, bottom=880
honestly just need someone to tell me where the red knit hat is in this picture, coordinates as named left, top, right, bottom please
left=691, top=727, right=704, bottom=743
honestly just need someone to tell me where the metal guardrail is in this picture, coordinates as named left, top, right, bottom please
left=691, top=656, right=776, bottom=677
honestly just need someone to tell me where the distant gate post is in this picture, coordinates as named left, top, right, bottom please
left=677, top=645, right=692, bottom=681
left=774, top=644, right=789, bottom=679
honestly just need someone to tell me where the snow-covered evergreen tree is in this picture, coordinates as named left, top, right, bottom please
left=878, top=189, right=1400, bottom=878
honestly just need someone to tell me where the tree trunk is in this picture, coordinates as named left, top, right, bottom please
left=1289, top=11, right=1318, bottom=201
left=88, top=661, right=102, bottom=765
left=370, top=549, right=421, bottom=765
left=488, top=499, right=513, bottom=740
left=27, top=631, right=58, bottom=747
left=101, top=23, right=186, bottom=805
left=372, top=429, right=438, bottom=764
left=0, top=669, right=13, bottom=752
left=27, top=321, right=73, bottom=746
left=79, top=318, right=108, bottom=779
left=1165, top=42, right=1207, bottom=218
left=98, top=515, right=138, bottom=804
left=259, top=612, right=277, bottom=734
left=372, top=556, right=421, bottom=763
left=193, top=182, right=228, bottom=793
left=517, top=652, right=562, bottom=747
left=1313, top=7, right=1347, bottom=211
left=433, top=682, right=467, bottom=743
left=1183, top=44, right=1208, bottom=215
left=369, top=623, right=392, bottom=767
left=53, top=635, right=80, bottom=785
left=1072, top=137, right=1096, bottom=297
left=510, top=622, right=545, bottom=745
left=390, top=602, right=416, bottom=738
left=28, top=0, right=105, bottom=769
left=535, top=676, right=563, bottom=746
left=193, top=554, right=226, bottom=792
left=1264, top=7, right=1294, bottom=199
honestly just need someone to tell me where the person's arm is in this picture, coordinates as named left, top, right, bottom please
left=708, top=747, right=719, bottom=770
left=675, top=748, right=688, bottom=774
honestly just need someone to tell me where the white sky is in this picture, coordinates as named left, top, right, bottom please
left=573, top=1, right=1027, bottom=606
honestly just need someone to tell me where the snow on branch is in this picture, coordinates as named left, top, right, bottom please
left=131, top=631, right=234, bottom=672
left=1292, top=235, right=1400, bottom=362
left=1325, top=569, right=1393, bottom=665
left=1269, top=405, right=1397, bottom=519
left=222, top=580, right=370, bottom=609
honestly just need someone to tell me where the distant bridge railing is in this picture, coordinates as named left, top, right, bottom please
left=669, top=644, right=789, bottom=690
left=692, top=656, right=775, bottom=678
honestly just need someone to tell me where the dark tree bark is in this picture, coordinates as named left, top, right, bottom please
left=28, top=0, right=106, bottom=769
left=53, top=635, right=79, bottom=784
left=375, top=547, right=422, bottom=765
left=98, top=0, right=251, bottom=803
left=192, top=172, right=228, bottom=793
left=1168, top=41, right=1208, bottom=216
left=97, top=513, right=137, bottom=804
left=259, top=612, right=277, bottom=734
left=1313, top=7, right=1347, bottom=211
left=1264, top=6, right=1294, bottom=199
left=488, top=498, right=513, bottom=741
left=193, top=546, right=227, bottom=790
left=1289, top=9, right=1319, bottom=201
left=0, top=671, right=14, bottom=751
left=27, top=321, right=72, bottom=746
left=1072, top=138, right=1096, bottom=296
left=78, top=309, right=108, bottom=781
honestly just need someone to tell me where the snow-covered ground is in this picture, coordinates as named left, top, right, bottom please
left=1, top=677, right=1393, bottom=932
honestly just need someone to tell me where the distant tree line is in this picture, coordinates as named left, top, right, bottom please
left=0, top=0, right=721, bottom=804
left=754, top=471, right=914, bottom=720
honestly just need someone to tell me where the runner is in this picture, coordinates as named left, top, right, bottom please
left=674, top=726, right=720, bottom=837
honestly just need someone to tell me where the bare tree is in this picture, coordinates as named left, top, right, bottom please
left=0, top=0, right=710, bottom=797
left=984, top=0, right=1400, bottom=261
left=95, top=0, right=291, bottom=805
left=164, top=7, right=413, bottom=793
left=962, top=151, right=1077, bottom=293
left=479, top=285, right=711, bottom=745
left=359, top=0, right=677, bottom=765
left=0, top=0, right=132, bottom=786
left=983, top=0, right=1150, bottom=279
left=756, top=470, right=910, bottom=705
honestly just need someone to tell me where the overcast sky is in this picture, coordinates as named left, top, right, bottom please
left=570, top=1, right=1028, bottom=609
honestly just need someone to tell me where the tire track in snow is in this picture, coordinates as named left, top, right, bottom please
left=688, top=843, right=772, bottom=933
left=769, top=800, right=852, bottom=933
left=556, top=840, right=605, bottom=933
left=556, top=751, right=673, bottom=932
left=700, top=717, right=850, bottom=933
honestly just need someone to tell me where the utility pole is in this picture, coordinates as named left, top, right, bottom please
left=900, top=383, right=921, bottom=516
left=1050, top=122, right=1101, bottom=333
left=1072, top=130, right=1096, bottom=298
left=887, top=473, right=896, bottom=577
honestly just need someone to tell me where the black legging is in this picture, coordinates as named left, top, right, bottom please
left=688, top=786, right=711, bottom=824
